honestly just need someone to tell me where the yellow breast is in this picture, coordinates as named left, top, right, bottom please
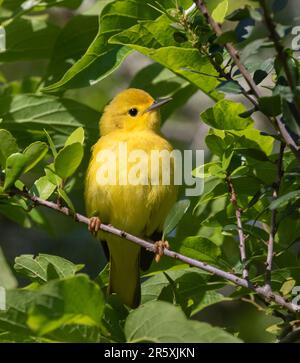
left=85, top=129, right=178, bottom=237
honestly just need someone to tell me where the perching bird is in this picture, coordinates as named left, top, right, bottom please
left=85, top=88, right=178, bottom=308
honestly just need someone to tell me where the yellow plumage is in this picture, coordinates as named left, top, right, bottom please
left=85, top=88, right=177, bottom=308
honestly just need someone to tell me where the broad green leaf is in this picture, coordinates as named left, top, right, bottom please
left=14, top=254, right=84, bottom=283
left=110, top=15, right=221, bottom=99
left=253, top=267, right=300, bottom=290
left=31, top=176, right=56, bottom=200
left=54, top=142, right=83, bottom=179
left=269, top=190, right=300, bottom=210
left=201, top=100, right=253, bottom=130
left=0, top=18, right=60, bottom=62
left=209, top=127, right=274, bottom=156
left=259, top=95, right=282, bottom=117
left=141, top=268, right=226, bottom=316
left=27, top=275, right=105, bottom=335
left=163, top=199, right=190, bottom=238
left=212, top=0, right=228, bottom=23
left=0, top=247, right=17, bottom=289
left=23, top=141, right=48, bottom=173
left=179, top=236, right=221, bottom=265
left=64, top=127, right=84, bottom=147
left=125, top=301, right=242, bottom=342
left=45, top=15, right=99, bottom=85
left=205, top=133, right=227, bottom=157
left=0, top=289, right=37, bottom=334
left=44, top=163, right=62, bottom=186
left=216, top=80, right=242, bottom=94
left=0, top=94, right=100, bottom=148
left=0, top=198, right=32, bottom=228
left=3, top=141, right=48, bottom=190
left=43, top=0, right=170, bottom=92
left=0, top=129, right=18, bottom=167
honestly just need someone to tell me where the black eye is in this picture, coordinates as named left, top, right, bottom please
left=128, top=108, right=138, bottom=117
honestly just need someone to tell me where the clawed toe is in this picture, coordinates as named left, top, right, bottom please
left=88, top=216, right=102, bottom=236
left=154, top=240, right=170, bottom=263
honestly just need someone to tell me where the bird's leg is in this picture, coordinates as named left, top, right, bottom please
left=88, top=216, right=102, bottom=236
left=153, top=240, right=170, bottom=263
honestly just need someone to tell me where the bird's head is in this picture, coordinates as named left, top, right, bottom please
left=100, top=88, right=171, bottom=135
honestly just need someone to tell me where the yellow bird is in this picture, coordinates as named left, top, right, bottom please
left=85, top=88, right=178, bottom=308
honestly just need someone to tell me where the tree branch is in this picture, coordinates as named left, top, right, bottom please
left=259, top=0, right=300, bottom=116
left=8, top=189, right=299, bottom=314
left=226, top=177, right=249, bottom=279
left=265, top=143, right=285, bottom=290
left=194, top=0, right=261, bottom=98
left=193, top=0, right=300, bottom=160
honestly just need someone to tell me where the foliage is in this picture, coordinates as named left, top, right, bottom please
left=0, top=0, right=300, bottom=343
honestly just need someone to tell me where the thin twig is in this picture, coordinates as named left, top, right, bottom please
left=194, top=0, right=261, bottom=97
left=265, top=143, right=285, bottom=290
left=226, top=177, right=248, bottom=279
left=259, top=0, right=300, bottom=116
left=194, top=0, right=300, bottom=160
left=8, top=188, right=299, bottom=314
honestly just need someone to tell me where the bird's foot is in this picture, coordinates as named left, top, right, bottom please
left=88, top=216, right=102, bottom=236
left=153, top=240, right=169, bottom=263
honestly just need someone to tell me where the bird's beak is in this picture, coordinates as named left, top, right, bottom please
left=145, top=97, right=172, bottom=112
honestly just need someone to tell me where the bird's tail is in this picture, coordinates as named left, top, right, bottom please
left=108, top=241, right=141, bottom=309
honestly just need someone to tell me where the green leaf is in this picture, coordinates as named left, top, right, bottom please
left=57, top=188, right=75, bottom=211
left=3, top=141, right=48, bottom=190
left=23, top=141, right=48, bottom=173
left=0, top=247, right=17, bottom=289
left=201, top=100, right=253, bottom=130
left=14, top=254, right=84, bottom=283
left=45, top=14, right=99, bottom=85
left=0, top=94, right=100, bottom=148
left=44, top=129, right=57, bottom=158
left=163, top=199, right=190, bottom=238
left=54, top=142, right=83, bottom=179
left=216, top=80, right=242, bottom=94
left=125, top=301, right=242, bottom=342
left=226, top=7, right=250, bottom=21
left=31, top=176, right=56, bottom=200
left=269, top=190, right=300, bottom=210
left=212, top=0, right=229, bottom=23
left=0, top=18, right=60, bottom=62
left=0, top=198, right=32, bottom=228
left=109, top=15, right=221, bottom=99
left=222, top=149, right=234, bottom=170
left=64, top=127, right=84, bottom=147
left=0, top=289, right=37, bottom=334
left=27, top=275, right=105, bottom=335
left=43, top=0, right=167, bottom=92
left=0, top=129, right=18, bottom=167
left=259, top=95, right=282, bottom=117
left=141, top=268, right=226, bottom=316
left=179, top=236, right=221, bottom=265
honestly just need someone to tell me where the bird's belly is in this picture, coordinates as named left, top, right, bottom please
left=85, top=132, right=177, bottom=237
